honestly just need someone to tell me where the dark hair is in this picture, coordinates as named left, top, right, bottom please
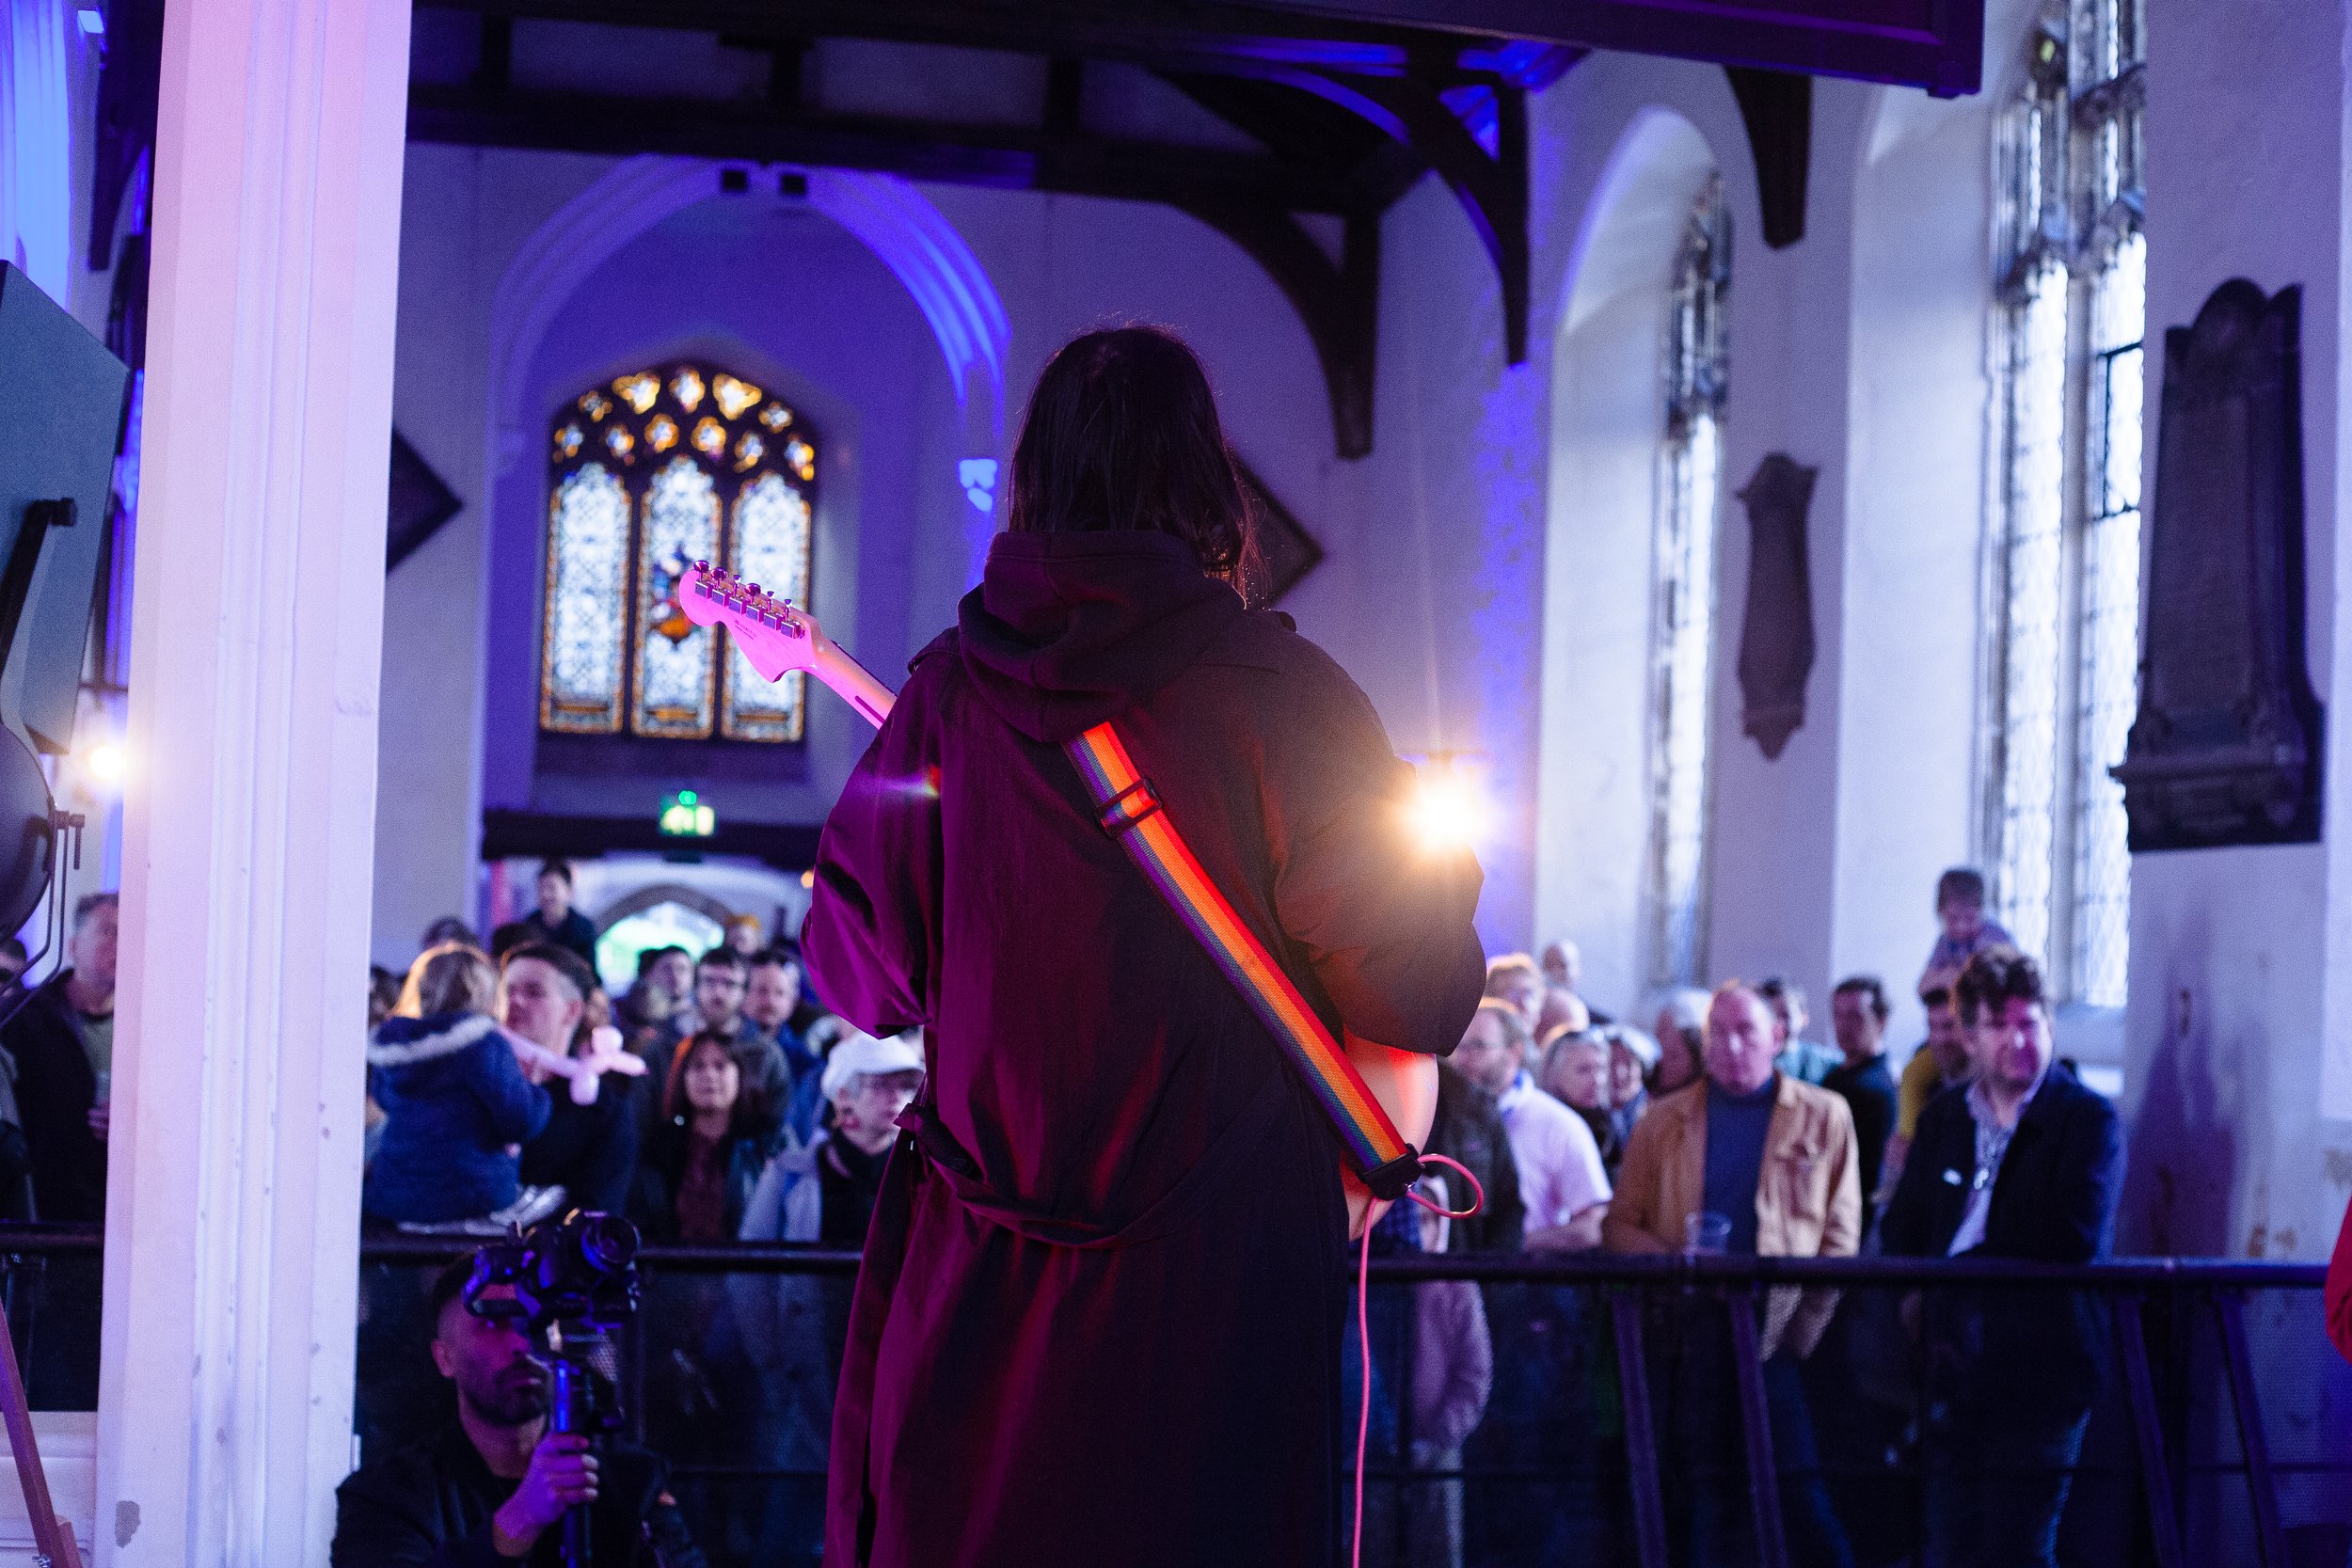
left=1832, top=974, right=1891, bottom=1025
left=1756, top=976, right=1806, bottom=1020
left=1918, top=982, right=1953, bottom=1008
left=503, top=939, right=596, bottom=993
left=1936, top=867, right=1988, bottom=911
left=1008, top=326, right=1253, bottom=580
left=748, top=946, right=801, bottom=976
left=73, top=891, right=117, bottom=929
left=487, top=921, right=536, bottom=960
left=0, top=936, right=25, bottom=963
left=1953, top=946, right=2044, bottom=1026
left=697, top=946, right=749, bottom=980
left=421, top=915, right=479, bottom=950
left=662, top=1028, right=771, bottom=1132
left=537, top=858, right=574, bottom=886
left=430, top=1252, right=478, bottom=1323
left=635, top=943, right=690, bottom=978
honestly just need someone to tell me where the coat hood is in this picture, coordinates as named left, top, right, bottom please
left=957, top=531, right=1246, bottom=743
left=368, top=1011, right=502, bottom=1071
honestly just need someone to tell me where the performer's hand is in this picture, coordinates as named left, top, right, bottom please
left=492, top=1433, right=598, bottom=1555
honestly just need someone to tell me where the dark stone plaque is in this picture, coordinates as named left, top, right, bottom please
left=1735, top=452, right=1818, bottom=760
left=2113, top=280, right=2323, bottom=849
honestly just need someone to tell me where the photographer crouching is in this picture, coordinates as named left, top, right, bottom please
left=331, top=1245, right=707, bottom=1567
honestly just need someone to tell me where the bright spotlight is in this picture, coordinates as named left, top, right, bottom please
left=84, top=741, right=125, bottom=784
left=1406, top=757, right=1490, bottom=852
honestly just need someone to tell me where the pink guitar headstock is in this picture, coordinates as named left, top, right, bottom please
left=673, top=556, right=820, bottom=682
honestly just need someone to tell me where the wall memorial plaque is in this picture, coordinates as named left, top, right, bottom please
left=2113, top=279, right=2323, bottom=849
left=1735, top=451, right=1819, bottom=760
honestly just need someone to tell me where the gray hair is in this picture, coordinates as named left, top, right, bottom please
left=1654, top=986, right=1710, bottom=1038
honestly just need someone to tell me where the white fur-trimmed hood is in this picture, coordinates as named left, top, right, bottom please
left=367, top=1011, right=502, bottom=1069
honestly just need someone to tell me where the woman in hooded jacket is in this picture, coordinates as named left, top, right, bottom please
left=362, top=942, right=550, bottom=1227
left=803, top=326, right=1486, bottom=1567
left=631, top=1028, right=785, bottom=1243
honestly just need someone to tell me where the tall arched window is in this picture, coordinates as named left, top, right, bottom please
left=1647, top=173, right=1729, bottom=988
left=540, top=364, right=817, bottom=743
left=1986, top=0, right=2144, bottom=1006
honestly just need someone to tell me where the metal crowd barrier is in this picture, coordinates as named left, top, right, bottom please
left=0, top=1229, right=2341, bottom=1567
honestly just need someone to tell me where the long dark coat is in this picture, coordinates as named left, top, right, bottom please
left=803, top=531, right=1486, bottom=1567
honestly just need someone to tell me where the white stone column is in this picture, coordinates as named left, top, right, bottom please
left=91, top=1, right=410, bottom=1565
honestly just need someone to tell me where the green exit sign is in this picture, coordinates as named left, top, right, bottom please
left=660, top=790, right=715, bottom=837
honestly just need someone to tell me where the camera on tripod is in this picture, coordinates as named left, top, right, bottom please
left=464, top=1210, right=644, bottom=1568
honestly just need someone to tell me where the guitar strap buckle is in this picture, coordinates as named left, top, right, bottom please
left=1094, top=775, right=1164, bottom=837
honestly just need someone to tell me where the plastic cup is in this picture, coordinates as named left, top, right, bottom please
left=1684, top=1211, right=1733, bottom=1255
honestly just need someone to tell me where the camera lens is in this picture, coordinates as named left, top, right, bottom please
left=572, top=1212, right=639, bottom=1275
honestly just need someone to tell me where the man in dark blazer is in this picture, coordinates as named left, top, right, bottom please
left=1883, top=946, right=2125, bottom=1568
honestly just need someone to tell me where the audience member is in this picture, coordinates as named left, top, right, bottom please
left=421, top=915, right=479, bottom=953
left=1889, top=969, right=1973, bottom=1185
left=1648, top=987, right=1709, bottom=1099
left=1537, top=1027, right=1622, bottom=1179
left=739, top=1029, right=923, bottom=1247
left=632, top=1030, right=788, bottom=1243
left=1822, top=975, right=1898, bottom=1228
left=642, top=946, right=693, bottom=1011
left=745, top=948, right=823, bottom=1144
left=1426, top=1061, right=1526, bottom=1253
left=1533, top=984, right=1591, bottom=1044
left=520, top=859, right=600, bottom=972
left=1540, top=938, right=1611, bottom=1025
left=1605, top=983, right=1860, bottom=1568
left=1454, top=1001, right=1608, bottom=1251
left=487, top=921, right=536, bottom=961
left=1922, top=867, right=2012, bottom=983
left=362, top=943, right=550, bottom=1229
left=666, top=948, right=791, bottom=1120
left=505, top=942, right=641, bottom=1215
left=1607, top=983, right=1860, bottom=1323
left=1482, top=954, right=1548, bottom=1032
left=7, top=892, right=119, bottom=1223
left=723, top=914, right=765, bottom=957
left=331, top=1252, right=707, bottom=1568
left=1883, top=947, right=2124, bottom=1568
left=1760, top=975, right=1838, bottom=1085
left=367, top=965, right=401, bottom=1030
left=1603, top=1023, right=1659, bottom=1141
left=0, top=935, right=26, bottom=985
left=1402, top=1172, right=1491, bottom=1568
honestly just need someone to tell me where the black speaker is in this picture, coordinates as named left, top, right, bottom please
left=0, top=264, right=130, bottom=933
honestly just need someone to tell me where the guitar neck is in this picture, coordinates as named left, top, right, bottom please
left=811, top=632, right=895, bottom=728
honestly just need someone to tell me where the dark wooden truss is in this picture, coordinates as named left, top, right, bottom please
left=89, top=0, right=1976, bottom=458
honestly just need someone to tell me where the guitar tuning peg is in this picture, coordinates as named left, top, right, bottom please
left=745, top=583, right=761, bottom=596
left=692, top=559, right=708, bottom=573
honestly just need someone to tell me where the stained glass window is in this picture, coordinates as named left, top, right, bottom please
left=1986, top=1, right=2144, bottom=1006
left=539, top=363, right=818, bottom=742
left=1646, top=174, right=1730, bottom=990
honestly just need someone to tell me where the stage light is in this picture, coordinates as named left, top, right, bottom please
left=1406, top=756, right=1490, bottom=852
left=79, top=739, right=125, bottom=786
left=958, top=457, right=997, bottom=514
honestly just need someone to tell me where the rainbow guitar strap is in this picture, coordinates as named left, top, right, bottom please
left=1066, top=721, right=1426, bottom=1202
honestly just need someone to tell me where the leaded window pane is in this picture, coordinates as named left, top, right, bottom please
left=1985, top=0, right=2145, bottom=1004
left=1647, top=175, right=1729, bottom=990
left=723, top=472, right=814, bottom=742
left=540, top=463, right=630, bottom=734
left=539, top=362, right=818, bottom=746
left=633, top=456, right=722, bottom=738
left=2074, top=231, right=2146, bottom=1007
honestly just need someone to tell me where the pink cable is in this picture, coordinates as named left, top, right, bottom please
left=1353, top=1153, right=1484, bottom=1568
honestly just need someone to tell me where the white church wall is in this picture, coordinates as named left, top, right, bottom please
left=2124, top=0, right=2347, bottom=1260
left=377, top=147, right=612, bottom=966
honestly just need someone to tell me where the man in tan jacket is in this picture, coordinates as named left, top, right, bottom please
left=1605, top=982, right=1861, bottom=1565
